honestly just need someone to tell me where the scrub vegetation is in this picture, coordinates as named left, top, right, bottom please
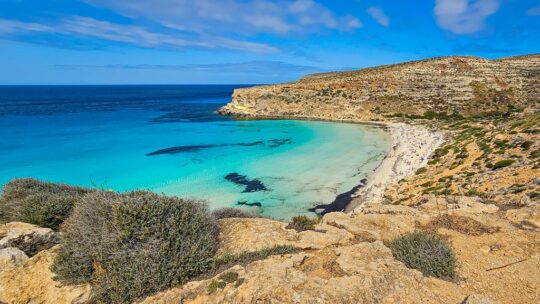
left=0, top=178, right=90, bottom=230
left=389, top=231, right=457, bottom=280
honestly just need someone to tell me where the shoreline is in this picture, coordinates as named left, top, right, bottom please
left=346, top=122, right=444, bottom=211
left=219, top=111, right=444, bottom=212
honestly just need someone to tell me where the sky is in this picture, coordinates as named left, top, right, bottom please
left=0, top=0, right=539, bottom=84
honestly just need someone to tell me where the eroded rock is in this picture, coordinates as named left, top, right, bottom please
left=0, top=246, right=91, bottom=304
left=0, top=222, right=59, bottom=256
left=0, top=247, right=28, bottom=270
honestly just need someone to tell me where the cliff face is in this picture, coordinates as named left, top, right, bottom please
left=219, top=54, right=540, bottom=120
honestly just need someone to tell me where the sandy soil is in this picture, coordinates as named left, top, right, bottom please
left=347, top=123, right=444, bottom=211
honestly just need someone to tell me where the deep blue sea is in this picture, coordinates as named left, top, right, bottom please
left=0, top=85, right=391, bottom=219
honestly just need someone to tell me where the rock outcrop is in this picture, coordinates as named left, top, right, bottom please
left=140, top=198, right=540, bottom=303
left=1, top=197, right=538, bottom=303
left=0, top=246, right=91, bottom=304
left=0, top=222, right=59, bottom=257
left=0, top=247, right=28, bottom=270
left=219, top=54, right=540, bottom=119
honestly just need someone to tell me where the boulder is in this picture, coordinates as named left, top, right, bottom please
left=0, top=222, right=59, bottom=256
left=217, top=218, right=352, bottom=255
left=322, top=212, right=417, bottom=242
left=0, top=246, right=91, bottom=304
left=0, top=247, right=28, bottom=270
left=417, top=195, right=499, bottom=215
left=140, top=242, right=464, bottom=304
left=506, top=205, right=540, bottom=231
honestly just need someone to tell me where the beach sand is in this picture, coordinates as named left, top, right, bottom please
left=346, top=122, right=443, bottom=211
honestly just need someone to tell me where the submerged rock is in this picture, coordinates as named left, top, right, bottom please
left=225, top=173, right=268, bottom=193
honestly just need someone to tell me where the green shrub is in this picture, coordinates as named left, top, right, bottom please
left=491, top=159, right=515, bottom=170
left=415, top=167, right=428, bottom=175
left=285, top=215, right=318, bottom=232
left=428, top=158, right=440, bottom=165
left=433, top=147, right=450, bottom=158
left=465, top=188, right=482, bottom=197
left=207, top=272, right=241, bottom=294
left=212, top=207, right=258, bottom=219
left=520, top=141, right=533, bottom=150
left=52, top=190, right=219, bottom=303
left=0, top=178, right=90, bottom=230
left=420, top=181, right=434, bottom=187
left=389, top=231, right=457, bottom=280
left=218, top=271, right=239, bottom=283
left=207, top=280, right=226, bottom=293
left=530, top=150, right=540, bottom=159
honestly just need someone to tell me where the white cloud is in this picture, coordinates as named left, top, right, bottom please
left=434, top=0, right=500, bottom=34
left=367, top=7, right=390, bottom=27
left=0, top=0, right=363, bottom=53
left=0, top=17, right=278, bottom=53
left=57, top=61, right=324, bottom=75
left=346, top=17, right=363, bottom=29
left=527, top=3, right=540, bottom=16
left=84, top=0, right=362, bottom=35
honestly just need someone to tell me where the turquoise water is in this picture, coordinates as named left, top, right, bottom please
left=0, top=85, right=391, bottom=219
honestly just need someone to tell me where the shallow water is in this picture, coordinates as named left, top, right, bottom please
left=0, top=85, right=391, bottom=219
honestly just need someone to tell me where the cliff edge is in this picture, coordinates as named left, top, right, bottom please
left=219, top=54, right=540, bottom=120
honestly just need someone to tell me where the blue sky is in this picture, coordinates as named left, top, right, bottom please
left=0, top=0, right=539, bottom=84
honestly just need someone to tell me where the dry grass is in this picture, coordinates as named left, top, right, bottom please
left=421, top=214, right=499, bottom=236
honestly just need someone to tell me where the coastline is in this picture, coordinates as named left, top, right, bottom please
left=347, top=122, right=444, bottom=211
left=218, top=110, right=444, bottom=212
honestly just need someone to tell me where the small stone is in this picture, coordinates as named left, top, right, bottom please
left=479, top=246, right=491, bottom=254
left=0, top=247, right=29, bottom=270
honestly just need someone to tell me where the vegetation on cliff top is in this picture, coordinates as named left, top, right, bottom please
left=389, top=231, right=457, bottom=280
left=286, top=215, right=319, bottom=232
left=0, top=178, right=90, bottom=230
left=53, top=190, right=219, bottom=303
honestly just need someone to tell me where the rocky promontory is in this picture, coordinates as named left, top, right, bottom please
left=219, top=54, right=539, bottom=120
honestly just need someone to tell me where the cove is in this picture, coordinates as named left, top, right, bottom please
left=0, top=85, right=392, bottom=220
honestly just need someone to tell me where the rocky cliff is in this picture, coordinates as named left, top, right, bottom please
left=219, top=54, right=540, bottom=120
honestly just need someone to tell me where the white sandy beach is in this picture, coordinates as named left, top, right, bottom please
left=347, top=122, right=444, bottom=211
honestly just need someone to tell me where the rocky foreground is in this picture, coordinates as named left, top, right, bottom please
left=1, top=55, right=539, bottom=303
left=2, top=194, right=538, bottom=303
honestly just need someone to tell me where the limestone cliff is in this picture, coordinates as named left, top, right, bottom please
left=219, top=54, right=540, bottom=120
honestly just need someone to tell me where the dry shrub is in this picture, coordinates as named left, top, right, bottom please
left=422, top=214, right=499, bottom=236
left=286, top=215, right=318, bottom=232
left=52, top=190, right=219, bottom=303
left=0, top=178, right=90, bottom=230
left=212, top=207, right=258, bottom=219
left=389, top=231, right=457, bottom=280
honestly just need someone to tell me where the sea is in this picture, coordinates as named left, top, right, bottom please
left=0, top=85, right=391, bottom=220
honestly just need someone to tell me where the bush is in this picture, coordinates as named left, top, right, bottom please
left=0, top=178, right=90, bottom=230
left=52, top=190, right=219, bottom=303
left=285, top=215, right=318, bottom=232
left=212, top=207, right=258, bottom=219
left=389, top=231, right=457, bottom=280
left=520, top=140, right=533, bottom=150
left=415, top=167, right=428, bottom=175
left=491, top=159, right=515, bottom=170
